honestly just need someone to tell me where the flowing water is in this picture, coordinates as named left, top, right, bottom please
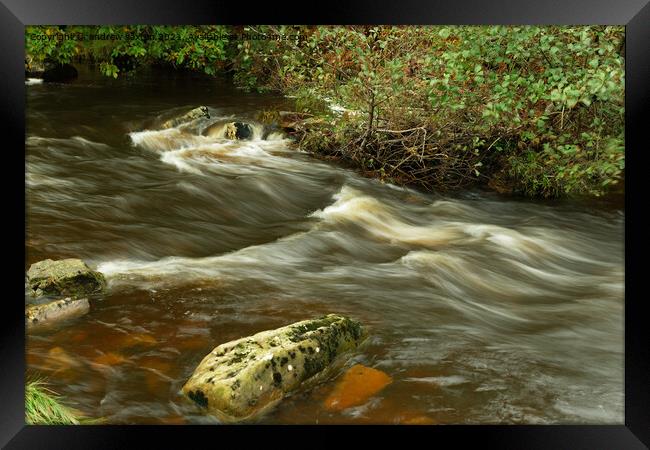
left=25, top=68, right=625, bottom=425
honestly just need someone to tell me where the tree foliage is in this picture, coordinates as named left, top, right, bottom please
left=25, top=25, right=625, bottom=198
left=26, top=25, right=231, bottom=78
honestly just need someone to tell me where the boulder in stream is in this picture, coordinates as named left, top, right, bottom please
left=182, top=314, right=365, bottom=422
left=161, top=106, right=210, bottom=129
left=27, top=258, right=106, bottom=298
left=25, top=297, right=90, bottom=330
left=224, top=121, right=254, bottom=140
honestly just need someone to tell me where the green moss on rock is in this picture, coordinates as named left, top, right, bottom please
left=182, top=314, right=365, bottom=422
left=27, top=258, right=106, bottom=299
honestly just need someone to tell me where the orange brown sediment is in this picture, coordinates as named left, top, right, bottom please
left=115, top=333, right=158, bottom=349
left=92, top=352, right=128, bottom=367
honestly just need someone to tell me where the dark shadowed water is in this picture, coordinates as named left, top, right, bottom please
left=25, top=68, right=624, bottom=424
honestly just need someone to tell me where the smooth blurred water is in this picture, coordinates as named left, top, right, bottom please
left=25, top=68, right=624, bottom=424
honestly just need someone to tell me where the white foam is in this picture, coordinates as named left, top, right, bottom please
left=160, top=151, right=204, bottom=175
left=311, top=186, right=464, bottom=247
left=405, top=375, right=468, bottom=387
left=128, top=122, right=291, bottom=175
left=265, top=131, right=288, bottom=142
left=70, top=136, right=111, bottom=149
left=96, top=226, right=312, bottom=285
left=128, top=128, right=205, bottom=152
left=26, top=135, right=110, bottom=149
left=228, top=143, right=270, bottom=158
left=26, top=172, right=74, bottom=188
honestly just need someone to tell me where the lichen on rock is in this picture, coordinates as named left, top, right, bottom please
left=27, top=258, right=106, bottom=299
left=182, top=314, right=365, bottom=422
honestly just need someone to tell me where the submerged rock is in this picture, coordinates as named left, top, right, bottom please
left=161, top=106, right=210, bottom=129
left=42, top=63, right=78, bottom=83
left=324, top=364, right=392, bottom=411
left=27, top=258, right=106, bottom=298
left=25, top=297, right=90, bottom=330
left=92, top=351, right=127, bottom=368
left=203, top=120, right=259, bottom=140
left=182, top=314, right=365, bottom=422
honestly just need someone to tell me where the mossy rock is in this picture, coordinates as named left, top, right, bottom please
left=182, top=314, right=365, bottom=422
left=161, top=106, right=210, bottom=129
left=224, top=122, right=253, bottom=140
left=27, top=258, right=106, bottom=299
left=25, top=297, right=90, bottom=330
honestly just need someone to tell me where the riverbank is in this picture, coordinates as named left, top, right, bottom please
left=275, top=111, right=625, bottom=206
left=26, top=25, right=625, bottom=199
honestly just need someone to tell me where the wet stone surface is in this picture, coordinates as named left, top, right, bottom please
left=182, top=314, right=364, bottom=422
left=27, top=258, right=106, bottom=299
left=26, top=297, right=90, bottom=330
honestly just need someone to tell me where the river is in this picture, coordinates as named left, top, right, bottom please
left=25, top=67, right=624, bottom=424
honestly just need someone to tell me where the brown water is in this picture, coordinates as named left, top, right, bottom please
left=25, top=68, right=625, bottom=425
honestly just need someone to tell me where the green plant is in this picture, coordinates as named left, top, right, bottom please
left=26, top=378, right=81, bottom=425
left=25, top=377, right=104, bottom=425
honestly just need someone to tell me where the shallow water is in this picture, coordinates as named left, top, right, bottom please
left=25, top=68, right=624, bottom=424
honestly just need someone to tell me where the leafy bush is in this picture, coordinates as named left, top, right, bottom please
left=228, top=26, right=624, bottom=197
left=26, top=25, right=231, bottom=78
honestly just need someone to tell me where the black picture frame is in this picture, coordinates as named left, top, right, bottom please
left=2, top=1, right=648, bottom=448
